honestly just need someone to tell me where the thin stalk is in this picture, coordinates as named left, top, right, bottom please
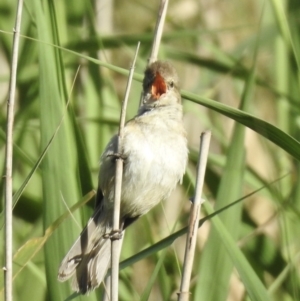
left=138, top=0, right=169, bottom=108
left=148, top=0, right=169, bottom=64
left=177, top=131, right=211, bottom=301
left=4, top=1, right=24, bottom=301
left=110, top=42, right=140, bottom=301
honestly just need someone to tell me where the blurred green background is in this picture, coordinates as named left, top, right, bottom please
left=0, top=0, right=300, bottom=300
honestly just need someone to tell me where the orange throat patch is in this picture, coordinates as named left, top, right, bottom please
left=151, top=72, right=166, bottom=99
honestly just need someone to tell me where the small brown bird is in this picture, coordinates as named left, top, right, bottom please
left=58, top=61, right=188, bottom=294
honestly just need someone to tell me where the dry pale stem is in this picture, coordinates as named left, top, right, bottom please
left=110, top=43, right=140, bottom=301
left=177, top=131, right=211, bottom=301
left=4, top=1, right=24, bottom=301
left=148, top=0, right=169, bottom=65
left=138, top=0, right=169, bottom=108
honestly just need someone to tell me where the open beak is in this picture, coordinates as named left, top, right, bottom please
left=151, top=72, right=166, bottom=99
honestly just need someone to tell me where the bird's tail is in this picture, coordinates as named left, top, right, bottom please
left=58, top=205, right=115, bottom=294
left=71, top=236, right=112, bottom=293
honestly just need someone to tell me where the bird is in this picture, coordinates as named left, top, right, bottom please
left=57, top=60, right=188, bottom=294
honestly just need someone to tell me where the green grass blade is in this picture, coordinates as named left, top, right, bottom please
left=33, top=1, right=96, bottom=300
left=205, top=201, right=272, bottom=301
left=194, top=20, right=259, bottom=300
left=181, top=90, right=300, bottom=161
left=139, top=250, right=167, bottom=301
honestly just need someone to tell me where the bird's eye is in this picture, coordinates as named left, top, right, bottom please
left=169, top=81, right=174, bottom=88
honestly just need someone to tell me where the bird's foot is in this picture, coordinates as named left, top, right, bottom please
left=110, top=229, right=123, bottom=240
left=103, top=229, right=123, bottom=240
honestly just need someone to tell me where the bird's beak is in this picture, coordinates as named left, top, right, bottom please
left=151, top=72, right=166, bottom=100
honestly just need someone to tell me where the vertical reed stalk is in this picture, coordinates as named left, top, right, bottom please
left=177, top=131, right=211, bottom=301
left=110, top=43, right=140, bottom=301
left=148, top=0, right=169, bottom=64
left=4, top=1, right=24, bottom=301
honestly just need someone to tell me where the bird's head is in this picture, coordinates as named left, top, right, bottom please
left=142, top=61, right=181, bottom=107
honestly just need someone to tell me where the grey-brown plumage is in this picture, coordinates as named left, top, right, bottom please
left=58, top=61, right=188, bottom=294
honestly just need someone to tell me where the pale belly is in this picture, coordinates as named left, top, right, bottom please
left=119, top=126, right=187, bottom=217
